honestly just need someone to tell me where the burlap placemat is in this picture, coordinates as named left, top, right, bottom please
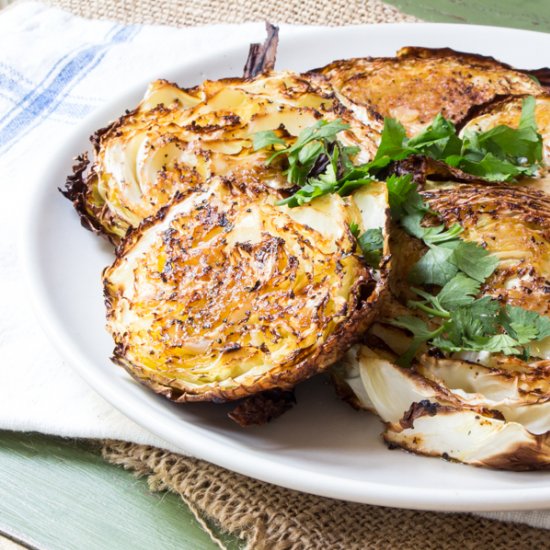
left=103, top=441, right=549, bottom=550
left=40, top=0, right=418, bottom=26
left=39, top=1, right=548, bottom=548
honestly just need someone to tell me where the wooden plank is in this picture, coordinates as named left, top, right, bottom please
left=0, top=431, right=240, bottom=550
left=385, top=0, right=550, bottom=33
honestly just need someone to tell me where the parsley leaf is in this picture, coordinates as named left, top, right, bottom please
left=435, top=273, right=481, bottom=311
left=252, top=130, right=286, bottom=151
left=409, top=245, right=458, bottom=286
left=501, top=305, right=550, bottom=344
left=386, top=174, right=430, bottom=224
left=449, top=151, right=532, bottom=182
left=458, top=96, right=542, bottom=179
left=445, top=297, right=501, bottom=342
left=357, top=228, right=384, bottom=269
left=421, top=223, right=463, bottom=245
left=478, top=334, right=522, bottom=354
left=449, top=241, right=500, bottom=283
left=372, top=118, right=410, bottom=163
left=408, top=273, right=481, bottom=318
left=277, top=177, right=338, bottom=207
left=290, top=118, right=349, bottom=151
left=407, top=114, right=462, bottom=158
left=336, top=174, right=375, bottom=197
left=386, top=174, right=417, bottom=219
left=389, top=316, right=445, bottom=367
left=349, top=222, right=360, bottom=238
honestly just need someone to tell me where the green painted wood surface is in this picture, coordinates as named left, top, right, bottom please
left=0, top=431, right=240, bottom=550
left=1, top=2, right=548, bottom=549
left=386, top=0, right=550, bottom=33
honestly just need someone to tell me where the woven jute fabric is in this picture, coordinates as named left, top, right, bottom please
left=103, top=441, right=549, bottom=550
left=36, top=1, right=546, bottom=548
left=39, top=0, right=418, bottom=26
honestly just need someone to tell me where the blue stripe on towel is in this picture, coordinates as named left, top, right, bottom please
left=0, top=24, right=140, bottom=153
left=0, top=22, right=125, bottom=127
left=0, top=64, right=103, bottom=111
left=0, top=76, right=100, bottom=120
left=52, top=101, right=97, bottom=121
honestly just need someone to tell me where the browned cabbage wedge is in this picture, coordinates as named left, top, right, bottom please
left=414, top=359, right=550, bottom=435
left=331, top=347, right=376, bottom=412
left=337, top=335, right=550, bottom=415
left=63, top=71, right=380, bottom=243
left=314, top=47, right=545, bottom=135
left=480, top=354, right=550, bottom=375
left=386, top=405, right=550, bottom=470
left=103, top=177, right=388, bottom=403
left=335, top=344, right=550, bottom=469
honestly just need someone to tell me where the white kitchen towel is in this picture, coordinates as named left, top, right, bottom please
left=0, top=1, right=548, bottom=530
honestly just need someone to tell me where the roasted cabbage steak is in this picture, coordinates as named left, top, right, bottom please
left=316, top=47, right=545, bottom=135
left=104, top=177, right=389, bottom=402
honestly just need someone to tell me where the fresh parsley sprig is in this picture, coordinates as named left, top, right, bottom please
left=398, top=300, right=550, bottom=362
left=372, top=96, right=543, bottom=182
left=254, top=118, right=379, bottom=207
left=349, top=224, right=384, bottom=269
left=253, top=119, right=369, bottom=203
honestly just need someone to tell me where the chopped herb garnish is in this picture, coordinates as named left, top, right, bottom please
left=357, top=228, right=384, bottom=269
left=373, top=96, right=543, bottom=182
left=386, top=175, right=550, bottom=364
left=408, top=243, right=459, bottom=287
left=253, top=119, right=354, bottom=189
left=349, top=222, right=360, bottom=238
left=254, top=118, right=377, bottom=206
left=253, top=96, right=543, bottom=208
